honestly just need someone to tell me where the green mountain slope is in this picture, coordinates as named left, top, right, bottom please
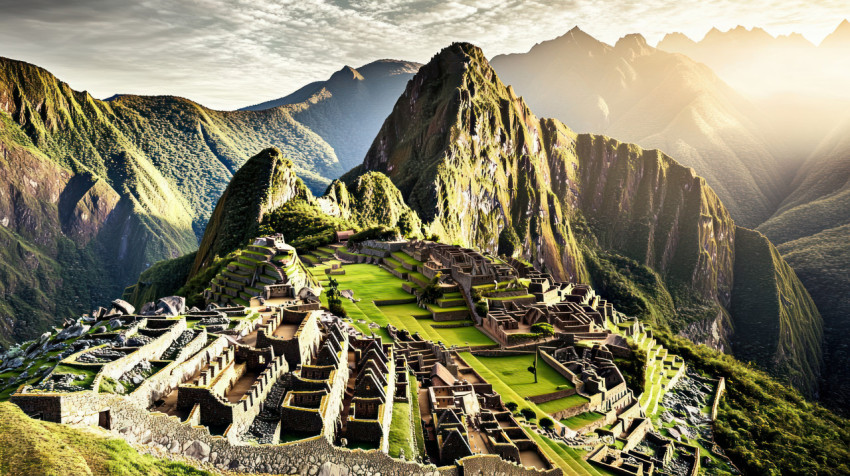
left=190, top=147, right=311, bottom=275
left=347, top=42, right=822, bottom=396
left=126, top=157, right=419, bottom=307
left=0, top=55, right=349, bottom=343
left=756, top=115, right=850, bottom=411
left=0, top=402, right=210, bottom=476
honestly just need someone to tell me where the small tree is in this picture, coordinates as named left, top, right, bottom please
left=418, top=275, right=444, bottom=305
left=539, top=417, right=554, bottom=430
left=505, top=401, right=519, bottom=413
left=326, top=277, right=347, bottom=317
left=475, top=300, right=488, bottom=316
left=520, top=408, right=536, bottom=421
left=527, top=350, right=538, bottom=383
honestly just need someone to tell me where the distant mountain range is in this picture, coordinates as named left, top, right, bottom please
left=240, top=60, right=421, bottom=171
left=653, top=20, right=850, bottom=412
left=490, top=27, right=787, bottom=228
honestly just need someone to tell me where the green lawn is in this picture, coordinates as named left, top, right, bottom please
left=312, top=263, right=493, bottom=346
left=391, top=251, right=422, bottom=267
left=387, top=401, right=415, bottom=459
left=471, top=354, right=574, bottom=397
left=537, top=393, right=590, bottom=414
left=560, top=411, right=604, bottom=430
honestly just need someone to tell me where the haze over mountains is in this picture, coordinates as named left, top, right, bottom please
left=653, top=21, right=850, bottom=412
left=491, top=27, right=788, bottom=228
left=241, top=60, right=421, bottom=171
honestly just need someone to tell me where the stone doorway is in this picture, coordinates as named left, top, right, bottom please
left=98, top=410, right=111, bottom=430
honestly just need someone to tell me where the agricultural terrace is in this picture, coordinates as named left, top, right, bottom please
left=457, top=352, right=589, bottom=419
left=309, top=262, right=494, bottom=347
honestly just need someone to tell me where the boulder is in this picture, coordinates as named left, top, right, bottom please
left=4, top=357, right=24, bottom=370
left=111, top=299, right=135, bottom=316
left=55, top=324, right=89, bottom=341
left=184, top=440, right=210, bottom=460
left=156, top=296, right=185, bottom=316
left=140, top=302, right=157, bottom=315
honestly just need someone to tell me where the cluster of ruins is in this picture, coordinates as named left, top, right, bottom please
left=7, top=236, right=717, bottom=476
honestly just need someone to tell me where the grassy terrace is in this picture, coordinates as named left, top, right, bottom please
left=560, top=411, right=604, bottom=430
left=525, top=426, right=613, bottom=476
left=311, top=262, right=494, bottom=346
left=458, top=352, right=587, bottom=418
left=472, top=354, right=574, bottom=397
left=390, top=251, right=422, bottom=267
left=388, top=399, right=415, bottom=458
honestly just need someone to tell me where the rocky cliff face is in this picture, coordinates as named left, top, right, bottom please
left=490, top=27, right=787, bottom=228
left=350, top=42, right=822, bottom=396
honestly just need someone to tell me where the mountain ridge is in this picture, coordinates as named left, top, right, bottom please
left=343, top=41, right=822, bottom=395
left=490, top=28, right=788, bottom=228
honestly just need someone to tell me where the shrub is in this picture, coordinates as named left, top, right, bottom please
left=520, top=408, right=536, bottom=421
left=531, top=322, right=554, bottom=338
left=474, top=300, right=488, bottom=316
left=539, top=417, right=554, bottom=430
left=506, top=333, right=539, bottom=343
left=505, top=402, right=519, bottom=413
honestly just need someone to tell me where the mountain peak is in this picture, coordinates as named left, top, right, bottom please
left=191, top=147, right=310, bottom=275
left=822, top=18, right=850, bottom=47
left=656, top=32, right=697, bottom=51
left=328, top=65, right=364, bottom=83
left=614, top=33, right=652, bottom=57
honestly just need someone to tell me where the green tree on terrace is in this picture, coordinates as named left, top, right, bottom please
left=520, top=408, right=536, bottom=421
left=505, top=401, right=519, bottom=413
left=326, top=277, right=346, bottom=317
left=539, top=417, right=554, bottom=430
left=531, top=322, right=554, bottom=341
left=527, top=351, right=538, bottom=383
left=418, top=275, right=444, bottom=306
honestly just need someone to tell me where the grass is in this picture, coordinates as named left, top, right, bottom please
left=390, top=252, right=422, bottom=267
left=524, top=424, right=610, bottom=476
left=0, top=402, right=210, bottom=475
left=313, top=263, right=493, bottom=346
left=560, top=411, right=604, bottom=430
left=387, top=400, right=415, bottom=458
left=458, top=352, right=580, bottom=420
left=409, top=374, right=426, bottom=458
left=471, top=354, right=574, bottom=397
left=536, top=394, right=590, bottom=414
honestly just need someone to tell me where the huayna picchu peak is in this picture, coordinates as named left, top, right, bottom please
left=1, top=6, right=849, bottom=476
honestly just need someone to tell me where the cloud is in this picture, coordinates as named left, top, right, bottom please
left=0, top=0, right=845, bottom=109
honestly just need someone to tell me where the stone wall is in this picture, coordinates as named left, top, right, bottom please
left=527, top=388, right=577, bottom=405
left=711, top=377, right=725, bottom=421
left=96, top=318, right=187, bottom=386
left=432, top=309, right=470, bottom=322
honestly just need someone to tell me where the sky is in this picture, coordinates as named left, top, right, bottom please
left=0, top=0, right=847, bottom=110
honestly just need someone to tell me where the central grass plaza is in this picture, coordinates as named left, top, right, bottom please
left=307, top=257, right=592, bottom=418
